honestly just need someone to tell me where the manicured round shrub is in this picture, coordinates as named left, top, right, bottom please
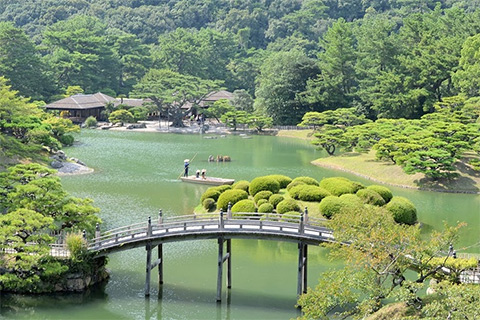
left=269, top=194, right=284, bottom=208
left=276, top=198, right=301, bottom=214
left=232, top=180, right=250, bottom=192
left=200, top=188, right=221, bottom=203
left=356, top=188, right=385, bottom=206
left=319, top=177, right=360, bottom=196
left=202, top=198, right=216, bottom=211
left=280, top=211, right=301, bottom=222
left=231, top=199, right=256, bottom=213
left=264, top=174, right=292, bottom=188
left=248, top=176, right=280, bottom=196
left=367, top=185, right=393, bottom=203
left=254, top=190, right=273, bottom=204
left=286, top=180, right=306, bottom=191
left=257, top=199, right=268, bottom=207
left=109, top=109, right=134, bottom=124
left=385, top=196, right=417, bottom=225
left=319, top=196, right=344, bottom=219
left=339, top=194, right=364, bottom=206
left=258, top=202, right=274, bottom=213
left=217, top=189, right=249, bottom=211
left=214, top=185, right=232, bottom=193
left=292, top=176, right=319, bottom=186
left=289, top=185, right=331, bottom=202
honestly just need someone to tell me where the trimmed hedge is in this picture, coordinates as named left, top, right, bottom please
left=319, top=177, right=363, bottom=196
left=200, top=188, right=221, bottom=203
left=217, top=189, right=249, bottom=211
left=231, top=199, right=256, bottom=213
left=276, top=198, right=300, bottom=214
left=385, top=196, right=417, bottom=225
left=215, top=185, right=232, bottom=193
left=292, top=176, right=319, bottom=186
left=254, top=190, right=273, bottom=204
left=257, top=199, right=268, bottom=207
left=264, top=174, right=292, bottom=188
left=202, top=198, right=216, bottom=211
left=286, top=180, right=306, bottom=191
left=356, top=188, right=385, bottom=206
left=269, top=194, right=284, bottom=208
left=258, top=202, right=274, bottom=213
left=248, top=176, right=280, bottom=196
left=232, top=180, right=250, bottom=192
left=289, top=185, right=331, bottom=202
left=367, top=185, right=393, bottom=203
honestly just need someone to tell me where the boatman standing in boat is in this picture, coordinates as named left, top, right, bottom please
left=184, top=159, right=190, bottom=177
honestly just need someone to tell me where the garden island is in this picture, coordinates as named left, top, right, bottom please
left=1, top=1, right=480, bottom=319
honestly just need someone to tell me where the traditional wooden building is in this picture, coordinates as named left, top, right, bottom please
left=44, top=92, right=115, bottom=123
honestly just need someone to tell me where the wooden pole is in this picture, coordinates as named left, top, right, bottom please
left=145, top=243, right=152, bottom=297
left=227, top=239, right=232, bottom=289
left=303, top=244, right=308, bottom=294
left=217, top=238, right=224, bottom=302
left=158, top=244, right=163, bottom=285
left=297, top=242, right=306, bottom=297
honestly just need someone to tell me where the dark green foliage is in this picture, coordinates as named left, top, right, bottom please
left=269, top=194, right=284, bottom=208
left=231, top=199, right=256, bottom=214
left=276, top=198, right=301, bottom=214
left=253, top=190, right=273, bottom=204
left=232, top=180, right=250, bottom=192
left=385, top=196, right=417, bottom=225
left=366, top=185, right=393, bottom=203
left=289, top=185, right=331, bottom=202
left=59, top=134, right=74, bottom=146
left=200, top=188, right=221, bottom=203
left=202, top=198, right=216, bottom=211
left=258, top=202, right=274, bottom=213
left=292, top=176, right=319, bottom=186
left=319, top=177, right=363, bottom=196
left=356, top=189, right=385, bottom=206
left=286, top=180, right=306, bottom=191
left=263, top=174, right=292, bottom=188
left=248, top=176, right=280, bottom=196
left=217, top=189, right=249, bottom=211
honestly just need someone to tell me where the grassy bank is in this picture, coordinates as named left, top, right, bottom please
left=278, top=130, right=480, bottom=194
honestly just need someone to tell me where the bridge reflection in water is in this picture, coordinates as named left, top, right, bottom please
left=87, top=207, right=334, bottom=301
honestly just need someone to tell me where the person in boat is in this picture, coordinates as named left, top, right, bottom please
left=201, top=169, right=206, bottom=179
left=195, top=169, right=200, bottom=179
left=184, top=160, right=189, bottom=177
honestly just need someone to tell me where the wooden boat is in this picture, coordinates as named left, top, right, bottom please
left=180, top=175, right=235, bottom=186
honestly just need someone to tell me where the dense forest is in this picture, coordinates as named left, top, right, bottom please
left=1, top=0, right=480, bottom=124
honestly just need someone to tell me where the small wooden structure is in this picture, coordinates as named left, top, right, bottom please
left=180, top=176, right=234, bottom=186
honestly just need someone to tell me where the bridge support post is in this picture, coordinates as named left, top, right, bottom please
left=297, top=242, right=308, bottom=297
left=227, top=239, right=232, bottom=289
left=158, top=244, right=163, bottom=285
left=217, top=237, right=224, bottom=302
left=145, top=243, right=152, bottom=297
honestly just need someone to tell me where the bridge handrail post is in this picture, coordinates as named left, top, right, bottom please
left=299, top=212, right=304, bottom=234
left=147, top=216, right=152, bottom=237
left=158, top=209, right=163, bottom=226
left=95, top=223, right=100, bottom=247
left=219, top=209, right=224, bottom=229
left=227, top=202, right=232, bottom=220
left=304, top=207, right=309, bottom=225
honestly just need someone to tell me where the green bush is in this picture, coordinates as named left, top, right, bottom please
left=280, top=211, right=301, bottom=222
left=214, top=185, right=233, bottom=193
left=257, top=199, right=268, bottom=206
left=319, top=196, right=344, bottom=219
left=109, top=109, right=134, bottom=124
left=258, top=202, right=274, bottom=213
left=292, top=176, right=319, bottom=186
left=129, top=106, right=148, bottom=122
left=286, top=180, right=306, bottom=191
left=248, top=176, right=280, bottom=196
left=264, top=174, right=292, bottom=188
left=339, top=194, right=364, bottom=206
left=84, top=116, right=97, bottom=128
left=66, top=232, right=87, bottom=261
left=367, top=185, right=393, bottom=203
left=231, top=199, right=256, bottom=213
left=276, top=198, right=300, bottom=214
left=385, top=196, right=417, bottom=225
left=289, top=185, right=331, bottom=202
left=232, top=180, right=250, bottom=192
left=356, top=189, right=385, bottom=206
left=269, top=194, right=284, bottom=208
left=203, top=198, right=216, bottom=211
left=217, top=189, right=249, bottom=211
left=254, top=190, right=273, bottom=203
left=59, top=134, right=74, bottom=146
left=319, top=177, right=362, bottom=196
left=200, top=188, right=221, bottom=203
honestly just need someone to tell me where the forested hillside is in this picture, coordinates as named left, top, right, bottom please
left=1, top=0, right=480, bottom=124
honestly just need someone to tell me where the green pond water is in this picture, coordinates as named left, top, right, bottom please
left=1, top=130, right=479, bottom=320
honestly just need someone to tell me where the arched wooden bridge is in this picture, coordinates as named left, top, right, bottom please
left=87, top=208, right=334, bottom=301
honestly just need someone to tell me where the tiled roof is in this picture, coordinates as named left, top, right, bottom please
left=203, top=90, right=234, bottom=102
left=114, top=98, right=153, bottom=107
left=45, top=92, right=115, bottom=110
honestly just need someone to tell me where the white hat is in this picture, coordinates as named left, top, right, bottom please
left=184, top=159, right=189, bottom=162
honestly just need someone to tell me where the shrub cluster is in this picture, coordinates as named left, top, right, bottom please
left=217, top=189, right=248, bottom=211
left=367, top=185, right=393, bottom=203
left=319, top=195, right=363, bottom=219
left=232, top=180, right=250, bottom=192
left=257, top=199, right=268, bottom=206
left=202, top=198, right=216, bottom=211
left=385, top=196, right=417, bottom=225
left=254, top=190, right=273, bottom=204
left=276, top=198, right=300, bottom=214
left=268, top=194, right=284, bottom=208
left=356, top=188, right=385, bottom=206
left=286, top=180, right=306, bottom=191
left=231, top=199, right=256, bottom=213
left=258, top=202, right=274, bottom=213
left=200, top=188, right=221, bottom=203
left=289, top=185, right=331, bottom=202
left=248, top=176, right=280, bottom=196
left=319, top=177, right=364, bottom=196
left=292, top=176, right=319, bottom=186
left=264, top=174, right=292, bottom=188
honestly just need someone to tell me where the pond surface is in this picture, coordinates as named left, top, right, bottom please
left=1, top=130, right=479, bottom=319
